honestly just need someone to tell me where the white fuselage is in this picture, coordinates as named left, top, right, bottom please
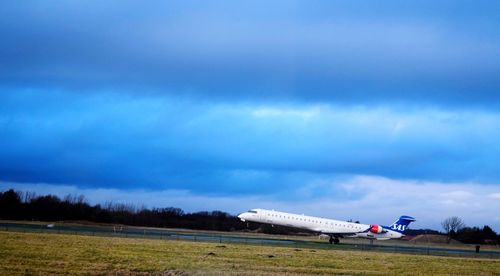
left=238, top=209, right=404, bottom=240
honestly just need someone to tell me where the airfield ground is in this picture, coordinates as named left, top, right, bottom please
left=1, top=220, right=499, bottom=258
left=1, top=231, right=499, bottom=275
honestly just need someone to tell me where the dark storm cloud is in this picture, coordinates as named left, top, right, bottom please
left=1, top=1, right=500, bottom=105
left=1, top=90, right=500, bottom=197
left=1, top=1, right=500, bottom=208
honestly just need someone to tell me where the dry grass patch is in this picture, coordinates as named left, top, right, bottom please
left=0, top=231, right=498, bottom=275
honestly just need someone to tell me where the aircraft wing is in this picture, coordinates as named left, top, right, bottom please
left=316, top=227, right=371, bottom=236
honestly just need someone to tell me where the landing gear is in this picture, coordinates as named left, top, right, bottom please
left=329, top=236, right=340, bottom=244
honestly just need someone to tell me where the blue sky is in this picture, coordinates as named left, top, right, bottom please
left=1, top=1, right=500, bottom=230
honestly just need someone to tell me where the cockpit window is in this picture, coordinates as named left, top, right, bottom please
left=247, top=210, right=258, bottom=213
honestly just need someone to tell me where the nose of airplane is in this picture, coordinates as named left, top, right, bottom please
left=237, top=213, right=246, bottom=221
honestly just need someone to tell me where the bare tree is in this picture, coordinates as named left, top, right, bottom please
left=23, top=191, right=36, bottom=203
left=441, top=216, right=465, bottom=243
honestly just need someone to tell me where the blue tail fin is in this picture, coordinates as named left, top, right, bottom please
left=388, top=215, right=416, bottom=233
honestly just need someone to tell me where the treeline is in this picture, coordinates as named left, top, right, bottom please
left=0, top=189, right=312, bottom=235
left=406, top=228, right=499, bottom=245
left=454, top=226, right=499, bottom=245
left=0, top=189, right=251, bottom=232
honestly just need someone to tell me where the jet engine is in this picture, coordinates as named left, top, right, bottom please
left=369, top=224, right=385, bottom=234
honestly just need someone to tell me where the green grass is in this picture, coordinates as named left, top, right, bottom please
left=0, top=231, right=499, bottom=275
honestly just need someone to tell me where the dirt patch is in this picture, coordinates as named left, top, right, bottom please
left=410, top=234, right=462, bottom=244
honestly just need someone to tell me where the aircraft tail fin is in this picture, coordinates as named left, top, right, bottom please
left=388, top=215, right=416, bottom=233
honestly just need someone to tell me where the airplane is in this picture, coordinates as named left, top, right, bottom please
left=237, top=209, right=415, bottom=244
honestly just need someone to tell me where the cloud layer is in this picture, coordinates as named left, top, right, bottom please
left=1, top=91, right=500, bottom=195
left=1, top=1, right=500, bottom=105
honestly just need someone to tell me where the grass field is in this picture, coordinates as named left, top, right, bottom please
left=1, top=231, right=499, bottom=275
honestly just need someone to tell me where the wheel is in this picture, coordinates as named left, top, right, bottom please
left=329, top=236, right=334, bottom=244
left=334, top=237, right=340, bottom=244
